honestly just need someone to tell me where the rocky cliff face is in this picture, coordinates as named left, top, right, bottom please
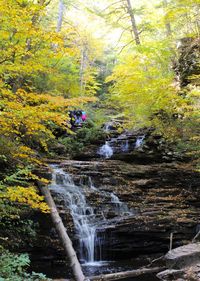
left=175, top=37, right=200, bottom=87
left=33, top=159, right=198, bottom=261
left=54, top=159, right=199, bottom=260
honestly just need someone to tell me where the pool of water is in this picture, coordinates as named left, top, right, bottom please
left=30, top=257, right=160, bottom=281
left=82, top=260, right=159, bottom=281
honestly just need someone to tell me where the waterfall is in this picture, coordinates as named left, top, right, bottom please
left=98, top=141, right=113, bottom=159
left=49, top=165, right=133, bottom=265
left=135, top=135, right=145, bottom=149
left=49, top=167, right=97, bottom=263
left=121, top=140, right=129, bottom=152
left=88, top=176, right=97, bottom=191
left=111, top=193, right=129, bottom=214
left=97, top=132, right=146, bottom=158
left=103, top=123, right=112, bottom=132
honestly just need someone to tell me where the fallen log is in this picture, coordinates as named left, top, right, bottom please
left=40, top=184, right=86, bottom=281
left=89, top=266, right=164, bottom=281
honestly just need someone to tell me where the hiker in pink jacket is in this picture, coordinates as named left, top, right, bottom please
left=81, top=111, right=87, bottom=122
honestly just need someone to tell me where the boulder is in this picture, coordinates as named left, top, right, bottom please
left=157, top=244, right=200, bottom=281
left=165, top=243, right=200, bottom=269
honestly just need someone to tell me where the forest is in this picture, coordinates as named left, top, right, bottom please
left=0, top=0, right=200, bottom=281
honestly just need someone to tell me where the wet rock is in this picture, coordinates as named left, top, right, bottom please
left=157, top=243, right=200, bottom=280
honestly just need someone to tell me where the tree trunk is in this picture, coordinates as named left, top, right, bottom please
left=125, top=0, right=141, bottom=45
left=57, top=0, right=65, bottom=32
left=40, top=185, right=86, bottom=281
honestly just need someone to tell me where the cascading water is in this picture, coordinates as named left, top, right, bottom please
left=98, top=126, right=146, bottom=159
left=49, top=165, right=132, bottom=266
left=103, top=122, right=112, bottom=132
left=121, top=140, right=129, bottom=152
left=98, top=141, right=113, bottom=159
left=49, top=166, right=98, bottom=263
left=88, top=176, right=98, bottom=191
left=135, top=135, right=145, bottom=148
left=111, top=193, right=130, bottom=214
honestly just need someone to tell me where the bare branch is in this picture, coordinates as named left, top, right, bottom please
left=100, top=0, right=124, bottom=13
left=113, top=26, right=132, bottom=49
left=118, top=39, right=134, bottom=54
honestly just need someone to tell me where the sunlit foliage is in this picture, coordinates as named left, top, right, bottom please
left=0, top=0, right=97, bottom=216
left=104, top=0, right=200, bottom=157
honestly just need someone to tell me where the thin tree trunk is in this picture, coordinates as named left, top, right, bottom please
left=38, top=0, right=52, bottom=6
left=80, top=46, right=87, bottom=94
left=40, top=185, right=86, bottom=281
left=57, top=0, right=65, bottom=32
left=125, top=0, right=141, bottom=45
left=169, top=232, right=173, bottom=251
left=163, top=0, right=172, bottom=36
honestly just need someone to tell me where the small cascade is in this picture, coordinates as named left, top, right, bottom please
left=97, top=127, right=147, bottom=158
left=135, top=135, right=145, bottom=149
left=98, top=141, right=113, bottom=159
left=121, top=140, right=129, bottom=152
left=49, top=167, right=98, bottom=263
left=111, top=193, right=129, bottom=214
left=103, top=122, right=112, bottom=132
left=103, top=121, right=119, bottom=133
left=88, top=176, right=98, bottom=191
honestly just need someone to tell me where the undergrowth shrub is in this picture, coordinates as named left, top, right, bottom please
left=58, top=122, right=106, bottom=156
left=0, top=250, right=50, bottom=281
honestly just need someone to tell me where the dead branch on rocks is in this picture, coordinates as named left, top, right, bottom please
left=88, top=266, right=164, bottom=281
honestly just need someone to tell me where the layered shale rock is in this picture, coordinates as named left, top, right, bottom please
left=48, top=159, right=200, bottom=260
